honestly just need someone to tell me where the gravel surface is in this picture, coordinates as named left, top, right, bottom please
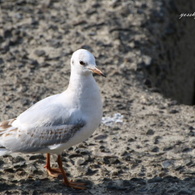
left=0, top=0, right=195, bottom=194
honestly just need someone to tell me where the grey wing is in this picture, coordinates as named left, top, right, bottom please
left=0, top=94, right=86, bottom=153
left=1, top=119, right=86, bottom=153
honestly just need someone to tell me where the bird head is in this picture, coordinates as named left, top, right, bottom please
left=71, top=49, right=105, bottom=77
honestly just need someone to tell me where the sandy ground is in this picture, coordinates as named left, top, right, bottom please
left=0, top=0, right=195, bottom=194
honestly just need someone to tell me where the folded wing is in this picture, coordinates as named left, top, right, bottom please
left=0, top=94, right=86, bottom=155
left=0, top=118, right=85, bottom=154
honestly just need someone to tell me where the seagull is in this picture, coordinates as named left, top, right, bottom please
left=0, top=49, right=105, bottom=189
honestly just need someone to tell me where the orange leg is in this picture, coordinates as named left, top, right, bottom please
left=44, top=153, right=86, bottom=189
left=44, top=153, right=62, bottom=177
left=57, top=155, right=86, bottom=190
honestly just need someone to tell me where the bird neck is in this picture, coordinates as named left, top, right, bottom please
left=68, top=71, right=96, bottom=92
left=65, top=72, right=101, bottom=110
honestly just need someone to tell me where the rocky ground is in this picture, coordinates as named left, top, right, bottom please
left=0, top=0, right=195, bottom=194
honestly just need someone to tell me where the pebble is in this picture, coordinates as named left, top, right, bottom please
left=146, top=129, right=155, bottom=135
left=34, top=50, right=46, bottom=57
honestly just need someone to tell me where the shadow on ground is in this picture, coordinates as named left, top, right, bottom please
left=0, top=176, right=194, bottom=195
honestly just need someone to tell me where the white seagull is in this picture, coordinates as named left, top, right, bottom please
left=0, top=49, right=105, bottom=189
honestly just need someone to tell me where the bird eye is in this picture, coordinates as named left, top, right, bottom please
left=79, top=61, right=86, bottom=66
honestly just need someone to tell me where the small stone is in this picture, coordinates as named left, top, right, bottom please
left=151, top=146, right=159, bottom=152
left=29, top=155, right=45, bottom=161
left=169, top=109, right=179, bottom=114
left=177, top=190, right=192, bottom=195
left=4, top=168, right=15, bottom=173
left=0, top=58, right=4, bottom=65
left=146, top=129, right=155, bottom=135
left=148, top=177, right=163, bottom=183
left=162, top=160, right=174, bottom=168
left=143, top=55, right=152, bottom=66
left=75, top=158, right=85, bottom=166
left=86, top=167, right=97, bottom=176
left=13, top=156, right=25, bottom=163
left=94, top=134, right=108, bottom=140
left=107, top=181, right=126, bottom=191
left=182, top=147, right=192, bottom=152
left=34, top=50, right=45, bottom=57
left=144, top=79, right=152, bottom=88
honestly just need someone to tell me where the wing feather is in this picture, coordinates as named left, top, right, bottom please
left=0, top=119, right=86, bottom=153
left=0, top=93, right=86, bottom=154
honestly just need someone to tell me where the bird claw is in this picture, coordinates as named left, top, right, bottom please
left=66, top=180, right=87, bottom=190
left=45, top=167, right=62, bottom=178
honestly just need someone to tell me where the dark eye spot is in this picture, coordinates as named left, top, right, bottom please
left=79, top=61, right=86, bottom=66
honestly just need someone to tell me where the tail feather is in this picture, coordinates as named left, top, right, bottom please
left=0, top=119, right=15, bottom=156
